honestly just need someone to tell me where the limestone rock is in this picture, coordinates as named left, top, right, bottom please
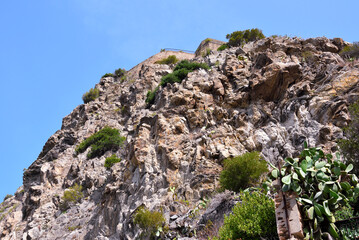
left=1, top=36, right=358, bottom=239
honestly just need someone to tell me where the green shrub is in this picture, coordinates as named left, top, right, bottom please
left=114, top=68, right=127, bottom=82
left=3, top=194, right=12, bottom=201
left=133, top=207, right=166, bottom=238
left=145, top=86, right=159, bottom=105
left=226, top=28, right=265, bottom=47
left=155, top=55, right=179, bottom=65
left=267, top=143, right=359, bottom=239
left=104, top=154, right=121, bottom=168
left=62, top=184, right=83, bottom=203
left=217, top=190, right=277, bottom=240
left=82, top=88, right=99, bottom=104
left=75, top=126, right=126, bottom=159
left=173, top=60, right=209, bottom=72
left=145, top=60, right=209, bottom=105
left=219, top=151, right=268, bottom=192
left=60, top=183, right=83, bottom=211
left=159, top=68, right=190, bottom=87
left=338, top=100, right=359, bottom=175
left=115, top=68, right=126, bottom=77
left=102, top=73, right=114, bottom=78
left=217, top=44, right=229, bottom=51
left=340, top=42, right=359, bottom=59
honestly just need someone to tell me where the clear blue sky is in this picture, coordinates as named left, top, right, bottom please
left=0, top=0, right=358, bottom=201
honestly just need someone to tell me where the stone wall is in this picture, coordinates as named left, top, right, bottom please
left=128, top=50, right=194, bottom=80
left=195, top=38, right=225, bottom=57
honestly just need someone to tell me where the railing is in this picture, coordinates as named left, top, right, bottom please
left=161, top=48, right=195, bottom=54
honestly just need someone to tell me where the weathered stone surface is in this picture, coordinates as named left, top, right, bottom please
left=1, top=36, right=358, bottom=239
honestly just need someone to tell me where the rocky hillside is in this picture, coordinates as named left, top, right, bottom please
left=1, top=36, right=358, bottom=240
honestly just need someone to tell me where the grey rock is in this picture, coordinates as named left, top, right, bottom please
left=1, top=36, right=358, bottom=239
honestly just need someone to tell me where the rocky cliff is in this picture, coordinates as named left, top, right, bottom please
left=1, top=36, right=358, bottom=239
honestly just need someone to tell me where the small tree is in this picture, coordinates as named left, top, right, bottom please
left=219, top=151, right=268, bottom=192
left=82, top=88, right=99, bottom=104
left=217, top=44, right=229, bottom=51
left=114, top=68, right=126, bottom=77
left=75, top=126, right=126, bottom=159
left=226, top=28, right=265, bottom=47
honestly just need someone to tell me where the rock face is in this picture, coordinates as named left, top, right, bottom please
left=1, top=36, right=359, bottom=239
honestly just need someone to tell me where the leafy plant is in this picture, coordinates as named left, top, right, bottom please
left=267, top=143, right=359, bottom=239
left=226, top=28, right=265, bottom=47
left=216, top=190, right=277, bottom=240
left=133, top=206, right=166, bottom=239
left=102, top=73, right=114, bottom=78
left=155, top=55, right=179, bottom=65
left=145, top=60, right=209, bottom=105
left=82, top=88, right=99, bottom=104
left=62, top=184, right=83, bottom=203
left=340, top=42, right=359, bottom=59
left=104, top=154, right=121, bottom=168
left=112, top=68, right=127, bottom=82
left=115, top=68, right=126, bottom=77
left=219, top=151, right=268, bottom=192
left=173, top=60, right=209, bottom=72
left=145, top=86, right=159, bottom=105
left=60, top=183, right=83, bottom=211
left=338, top=100, right=359, bottom=175
left=217, top=44, right=229, bottom=51
left=75, top=126, right=126, bottom=159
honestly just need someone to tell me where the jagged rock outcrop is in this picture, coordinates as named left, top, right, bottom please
left=1, top=36, right=359, bottom=239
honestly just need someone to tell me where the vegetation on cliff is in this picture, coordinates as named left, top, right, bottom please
left=219, top=151, right=268, bottom=192
left=146, top=60, right=209, bottom=105
left=155, top=55, right=179, bottom=65
left=226, top=28, right=265, bottom=47
left=75, top=126, right=126, bottom=159
left=82, top=88, right=99, bottom=104
left=216, top=190, right=277, bottom=240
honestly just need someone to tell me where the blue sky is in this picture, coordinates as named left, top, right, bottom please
left=0, top=0, right=358, bottom=201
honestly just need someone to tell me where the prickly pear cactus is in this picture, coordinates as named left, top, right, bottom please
left=266, top=143, right=359, bottom=240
